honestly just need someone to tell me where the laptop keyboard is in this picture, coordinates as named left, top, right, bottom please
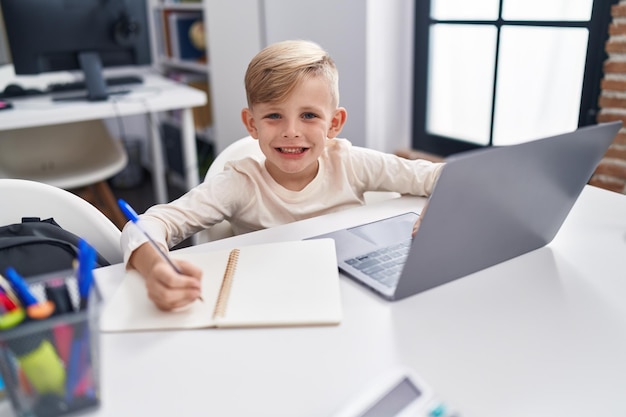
left=344, top=239, right=412, bottom=287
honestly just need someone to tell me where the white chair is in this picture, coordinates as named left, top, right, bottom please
left=205, top=135, right=265, bottom=178
left=196, top=136, right=400, bottom=243
left=195, top=136, right=264, bottom=242
left=0, top=178, right=123, bottom=264
left=0, top=120, right=129, bottom=229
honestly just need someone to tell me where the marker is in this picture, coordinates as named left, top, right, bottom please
left=66, top=240, right=99, bottom=403
left=65, top=334, right=83, bottom=402
left=0, top=283, right=26, bottom=329
left=77, top=239, right=96, bottom=311
left=45, top=279, right=74, bottom=316
left=13, top=338, right=66, bottom=396
left=65, top=312, right=95, bottom=403
left=46, top=279, right=75, bottom=365
left=0, top=285, right=18, bottom=311
left=0, top=308, right=25, bottom=330
left=4, top=267, right=54, bottom=320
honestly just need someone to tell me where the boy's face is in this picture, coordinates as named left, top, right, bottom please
left=241, top=76, right=347, bottom=191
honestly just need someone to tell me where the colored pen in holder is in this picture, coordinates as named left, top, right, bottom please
left=0, top=254, right=101, bottom=417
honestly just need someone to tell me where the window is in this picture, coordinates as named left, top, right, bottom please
left=412, top=0, right=617, bottom=156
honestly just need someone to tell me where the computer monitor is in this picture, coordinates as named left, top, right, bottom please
left=0, top=0, right=151, bottom=101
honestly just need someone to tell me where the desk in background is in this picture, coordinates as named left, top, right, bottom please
left=0, top=70, right=207, bottom=204
left=2, top=185, right=624, bottom=417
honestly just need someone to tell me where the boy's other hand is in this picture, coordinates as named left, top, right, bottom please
left=412, top=217, right=421, bottom=238
left=412, top=203, right=429, bottom=238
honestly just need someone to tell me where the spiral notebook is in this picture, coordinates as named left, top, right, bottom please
left=99, top=239, right=342, bottom=332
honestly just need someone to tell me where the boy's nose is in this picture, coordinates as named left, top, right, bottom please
left=281, top=120, right=300, bottom=138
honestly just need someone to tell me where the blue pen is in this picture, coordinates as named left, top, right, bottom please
left=117, top=199, right=182, bottom=274
left=4, top=267, right=55, bottom=320
left=77, top=239, right=96, bottom=310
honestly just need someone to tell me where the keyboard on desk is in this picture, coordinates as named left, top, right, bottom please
left=0, top=76, right=144, bottom=99
left=47, top=75, right=143, bottom=93
left=344, top=239, right=412, bottom=288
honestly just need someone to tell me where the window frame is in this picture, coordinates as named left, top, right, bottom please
left=412, top=0, right=617, bottom=156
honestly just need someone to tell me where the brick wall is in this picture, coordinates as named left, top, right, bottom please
left=593, top=1, right=626, bottom=193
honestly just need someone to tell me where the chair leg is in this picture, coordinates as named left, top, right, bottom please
left=91, top=181, right=128, bottom=230
left=71, top=182, right=128, bottom=230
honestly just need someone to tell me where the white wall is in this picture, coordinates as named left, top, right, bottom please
left=366, top=0, right=415, bottom=153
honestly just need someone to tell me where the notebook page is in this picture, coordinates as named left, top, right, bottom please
left=213, top=239, right=342, bottom=327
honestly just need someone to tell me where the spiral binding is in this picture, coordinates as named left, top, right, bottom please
left=212, top=249, right=240, bottom=319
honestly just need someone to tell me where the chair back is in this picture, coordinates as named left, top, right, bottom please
left=205, top=136, right=264, bottom=180
left=197, top=136, right=264, bottom=242
left=0, top=120, right=127, bottom=189
left=0, top=179, right=123, bottom=264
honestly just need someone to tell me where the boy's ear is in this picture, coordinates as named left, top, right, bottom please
left=241, top=108, right=259, bottom=138
left=327, top=107, right=347, bottom=139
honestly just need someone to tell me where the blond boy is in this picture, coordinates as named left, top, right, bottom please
left=122, top=40, right=444, bottom=310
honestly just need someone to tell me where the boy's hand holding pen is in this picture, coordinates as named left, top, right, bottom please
left=118, top=199, right=204, bottom=311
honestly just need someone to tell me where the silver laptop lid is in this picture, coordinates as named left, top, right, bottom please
left=393, top=121, right=621, bottom=300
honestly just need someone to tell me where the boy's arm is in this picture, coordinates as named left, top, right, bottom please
left=344, top=143, right=445, bottom=197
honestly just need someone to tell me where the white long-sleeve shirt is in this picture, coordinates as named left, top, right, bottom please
left=121, top=138, right=444, bottom=264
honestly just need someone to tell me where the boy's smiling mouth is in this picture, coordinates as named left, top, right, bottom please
left=277, top=147, right=308, bottom=154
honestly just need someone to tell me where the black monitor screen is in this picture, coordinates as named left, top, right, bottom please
left=0, top=0, right=151, bottom=100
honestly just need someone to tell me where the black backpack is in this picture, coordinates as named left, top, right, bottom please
left=0, top=217, right=110, bottom=278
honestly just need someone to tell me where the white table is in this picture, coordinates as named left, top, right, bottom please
left=0, top=70, right=207, bottom=203
left=3, top=185, right=625, bottom=417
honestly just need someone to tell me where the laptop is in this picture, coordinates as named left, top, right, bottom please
left=312, top=121, right=621, bottom=301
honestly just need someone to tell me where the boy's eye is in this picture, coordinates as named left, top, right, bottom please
left=302, top=112, right=317, bottom=120
left=265, top=113, right=281, bottom=119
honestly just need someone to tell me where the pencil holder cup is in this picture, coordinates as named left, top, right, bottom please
left=0, top=269, right=101, bottom=417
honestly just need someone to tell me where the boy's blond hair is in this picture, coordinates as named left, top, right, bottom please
left=244, top=40, right=340, bottom=107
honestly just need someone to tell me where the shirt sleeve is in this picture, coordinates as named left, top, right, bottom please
left=119, top=168, right=253, bottom=268
left=119, top=217, right=167, bottom=268
left=342, top=142, right=445, bottom=196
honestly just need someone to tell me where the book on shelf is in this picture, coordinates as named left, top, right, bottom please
left=167, top=71, right=214, bottom=130
left=158, top=9, right=174, bottom=57
left=187, top=79, right=212, bottom=128
left=167, top=11, right=205, bottom=61
left=99, top=239, right=343, bottom=332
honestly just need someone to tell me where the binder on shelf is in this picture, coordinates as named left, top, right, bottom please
left=100, top=239, right=343, bottom=332
left=167, top=11, right=205, bottom=61
left=159, top=9, right=174, bottom=58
